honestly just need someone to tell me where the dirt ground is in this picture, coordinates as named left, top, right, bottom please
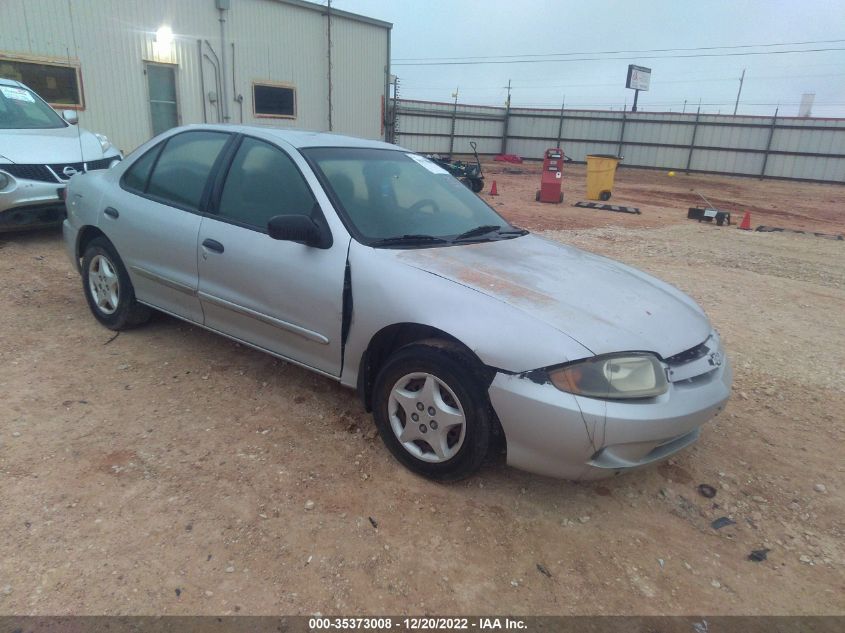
left=480, top=160, right=845, bottom=235
left=0, top=168, right=843, bottom=616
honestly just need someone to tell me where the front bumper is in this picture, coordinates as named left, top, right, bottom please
left=0, top=175, right=66, bottom=231
left=1, top=154, right=121, bottom=231
left=488, top=341, right=732, bottom=480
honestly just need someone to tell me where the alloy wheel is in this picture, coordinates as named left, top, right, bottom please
left=88, top=254, right=120, bottom=315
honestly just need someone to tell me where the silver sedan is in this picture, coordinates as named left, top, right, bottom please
left=63, top=125, right=731, bottom=481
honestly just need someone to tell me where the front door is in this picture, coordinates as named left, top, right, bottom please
left=197, top=135, right=348, bottom=376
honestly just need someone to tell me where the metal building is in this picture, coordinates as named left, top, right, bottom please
left=0, top=0, right=391, bottom=152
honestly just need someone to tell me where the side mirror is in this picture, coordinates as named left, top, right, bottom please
left=267, top=214, right=328, bottom=248
left=62, top=110, right=79, bottom=125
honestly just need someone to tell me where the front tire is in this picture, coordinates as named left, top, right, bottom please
left=81, top=237, right=151, bottom=330
left=372, top=341, right=492, bottom=481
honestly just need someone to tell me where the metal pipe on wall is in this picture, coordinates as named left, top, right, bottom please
left=217, top=1, right=230, bottom=123
left=326, top=0, right=333, bottom=131
left=197, top=39, right=208, bottom=124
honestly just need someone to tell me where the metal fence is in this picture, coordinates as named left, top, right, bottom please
left=388, top=99, right=845, bottom=184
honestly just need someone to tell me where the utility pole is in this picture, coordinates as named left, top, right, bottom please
left=501, top=79, right=512, bottom=154
left=327, top=0, right=333, bottom=131
left=733, top=68, right=745, bottom=116
left=556, top=94, right=565, bottom=148
left=448, top=87, right=459, bottom=157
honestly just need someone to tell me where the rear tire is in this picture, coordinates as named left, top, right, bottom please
left=81, top=237, right=151, bottom=330
left=372, top=341, right=491, bottom=481
left=471, top=178, right=484, bottom=193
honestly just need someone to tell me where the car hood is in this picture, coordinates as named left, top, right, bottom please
left=394, top=234, right=711, bottom=359
left=0, top=125, right=105, bottom=164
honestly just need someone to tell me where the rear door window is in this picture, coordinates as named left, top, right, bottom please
left=145, top=131, right=229, bottom=211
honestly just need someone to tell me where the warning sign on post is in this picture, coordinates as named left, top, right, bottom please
left=626, top=65, right=651, bottom=91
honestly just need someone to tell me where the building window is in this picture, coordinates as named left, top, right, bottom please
left=253, top=82, right=296, bottom=118
left=0, top=56, right=84, bottom=109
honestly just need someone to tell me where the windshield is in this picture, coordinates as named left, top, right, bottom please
left=303, top=147, right=522, bottom=246
left=0, top=85, right=66, bottom=130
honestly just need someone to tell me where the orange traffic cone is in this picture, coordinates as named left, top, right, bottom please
left=489, top=180, right=499, bottom=196
left=738, top=212, right=752, bottom=230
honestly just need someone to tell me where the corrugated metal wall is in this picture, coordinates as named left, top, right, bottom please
left=392, top=99, right=845, bottom=184
left=0, top=0, right=389, bottom=152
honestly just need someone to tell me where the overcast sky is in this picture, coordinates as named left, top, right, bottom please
left=335, top=0, right=845, bottom=117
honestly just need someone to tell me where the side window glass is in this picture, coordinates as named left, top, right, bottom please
left=146, top=131, right=229, bottom=210
left=122, top=142, right=163, bottom=192
left=217, top=136, right=316, bottom=230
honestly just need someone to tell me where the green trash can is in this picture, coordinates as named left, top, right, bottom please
left=586, top=154, right=621, bottom=201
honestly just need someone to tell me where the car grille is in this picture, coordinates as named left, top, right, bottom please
left=1, top=164, right=56, bottom=182
left=48, top=161, right=85, bottom=181
left=1, top=157, right=117, bottom=183
left=86, top=157, right=115, bottom=170
left=665, top=339, right=711, bottom=365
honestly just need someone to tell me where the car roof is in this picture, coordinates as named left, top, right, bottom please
left=179, top=123, right=406, bottom=151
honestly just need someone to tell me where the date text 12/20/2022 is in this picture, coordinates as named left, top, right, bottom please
left=307, top=616, right=527, bottom=630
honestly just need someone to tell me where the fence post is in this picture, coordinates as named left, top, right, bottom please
left=759, top=107, right=779, bottom=179
left=685, top=106, right=701, bottom=174
left=616, top=111, right=627, bottom=158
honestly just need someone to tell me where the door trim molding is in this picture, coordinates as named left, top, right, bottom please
left=131, top=265, right=196, bottom=295
left=197, top=291, right=330, bottom=345
left=137, top=301, right=339, bottom=379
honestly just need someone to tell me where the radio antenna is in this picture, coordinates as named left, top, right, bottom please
left=67, top=0, right=84, bottom=169
left=66, top=46, right=84, bottom=168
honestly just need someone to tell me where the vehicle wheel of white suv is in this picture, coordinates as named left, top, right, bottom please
left=81, top=237, right=151, bottom=330
left=372, top=341, right=492, bottom=480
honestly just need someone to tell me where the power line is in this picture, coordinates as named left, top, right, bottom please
left=394, top=38, right=845, bottom=62
left=393, top=47, right=845, bottom=66
left=400, top=72, right=845, bottom=92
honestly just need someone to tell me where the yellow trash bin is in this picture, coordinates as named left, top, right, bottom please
left=585, top=154, right=621, bottom=201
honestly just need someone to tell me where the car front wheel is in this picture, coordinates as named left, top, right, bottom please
left=372, top=341, right=492, bottom=481
left=81, top=237, right=151, bottom=330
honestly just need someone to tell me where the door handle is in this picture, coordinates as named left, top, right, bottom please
left=202, top=238, right=224, bottom=254
left=104, top=207, right=119, bottom=219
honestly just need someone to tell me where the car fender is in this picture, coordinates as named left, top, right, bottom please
left=339, top=240, right=593, bottom=388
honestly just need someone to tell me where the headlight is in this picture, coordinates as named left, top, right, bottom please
left=549, top=353, right=668, bottom=400
left=95, top=133, right=111, bottom=153
left=0, top=171, right=9, bottom=189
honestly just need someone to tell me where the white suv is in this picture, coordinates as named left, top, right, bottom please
left=0, top=78, right=122, bottom=231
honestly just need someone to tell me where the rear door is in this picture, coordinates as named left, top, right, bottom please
left=196, top=135, right=348, bottom=376
left=102, top=130, right=231, bottom=323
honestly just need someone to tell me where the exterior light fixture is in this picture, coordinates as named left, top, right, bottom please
left=155, top=26, right=174, bottom=48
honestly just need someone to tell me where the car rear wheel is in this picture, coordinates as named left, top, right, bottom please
left=81, top=237, right=151, bottom=330
left=372, top=341, right=491, bottom=480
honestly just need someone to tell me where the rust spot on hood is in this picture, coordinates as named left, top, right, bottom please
left=399, top=245, right=556, bottom=306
